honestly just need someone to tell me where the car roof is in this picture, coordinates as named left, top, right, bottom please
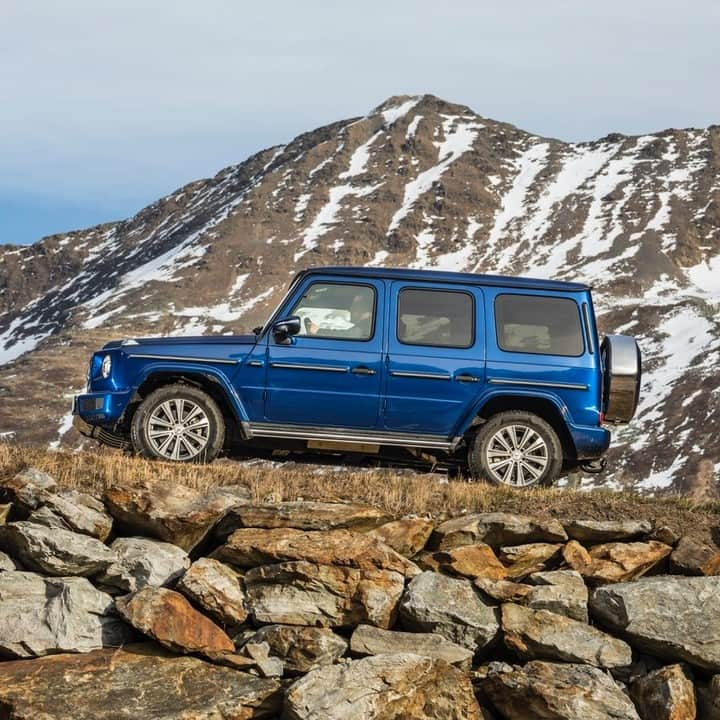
left=303, top=266, right=590, bottom=292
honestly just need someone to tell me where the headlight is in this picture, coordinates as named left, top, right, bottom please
left=101, top=354, right=112, bottom=379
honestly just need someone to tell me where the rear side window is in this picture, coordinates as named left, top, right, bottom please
left=398, top=289, right=474, bottom=348
left=495, top=294, right=584, bottom=356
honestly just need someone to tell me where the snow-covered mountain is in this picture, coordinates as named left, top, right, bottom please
left=1, top=95, right=718, bottom=496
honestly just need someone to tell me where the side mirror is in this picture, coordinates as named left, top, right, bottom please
left=272, top=315, right=301, bottom=342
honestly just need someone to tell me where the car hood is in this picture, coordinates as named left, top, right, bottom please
left=102, top=334, right=259, bottom=350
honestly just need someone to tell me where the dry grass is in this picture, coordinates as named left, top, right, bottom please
left=1, top=441, right=719, bottom=535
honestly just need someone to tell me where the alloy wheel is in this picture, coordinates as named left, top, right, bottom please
left=485, top=423, right=549, bottom=486
left=146, top=398, right=210, bottom=461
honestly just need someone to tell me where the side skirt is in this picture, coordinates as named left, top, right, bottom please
left=247, top=423, right=461, bottom=451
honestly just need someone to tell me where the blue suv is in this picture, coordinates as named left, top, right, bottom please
left=73, top=267, right=641, bottom=487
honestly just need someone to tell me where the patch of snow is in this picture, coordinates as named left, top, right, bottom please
left=339, top=131, right=384, bottom=179
left=381, top=98, right=420, bottom=126
left=366, top=250, right=389, bottom=267
left=49, top=405, right=76, bottom=450
left=83, top=305, right=127, bottom=330
left=406, top=115, right=423, bottom=140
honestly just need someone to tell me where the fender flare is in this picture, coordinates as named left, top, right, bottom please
left=131, top=362, right=251, bottom=437
left=454, top=386, right=574, bottom=437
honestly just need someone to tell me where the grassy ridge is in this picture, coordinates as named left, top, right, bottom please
left=1, top=442, right=718, bottom=538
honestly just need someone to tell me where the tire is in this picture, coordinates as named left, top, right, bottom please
left=468, top=411, right=563, bottom=487
left=130, top=384, right=225, bottom=463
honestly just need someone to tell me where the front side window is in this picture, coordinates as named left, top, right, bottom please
left=290, top=282, right=375, bottom=341
left=495, top=294, right=584, bottom=356
left=397, top=289, right=474, bottom=348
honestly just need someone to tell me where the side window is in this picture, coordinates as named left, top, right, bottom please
left=290, top=283, right=376, bottom=341
left=495, top=294, right=584, bottom=356
left=397, top=289, right=474, bottom=348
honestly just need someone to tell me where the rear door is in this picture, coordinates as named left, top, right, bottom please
left=382, top=282, right=485, bottom=436
left=263, top=276, right=384, bottom=428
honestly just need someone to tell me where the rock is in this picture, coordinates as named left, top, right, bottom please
left=214, top=500, right=391, bottom=542
left=0, top=644, right=282, bottom=719
left=97, top=536, right=190, bottom=592
left=242, top=641, right=285, bottom=678
left=0, top=571, right=133, bottom=658
left=28, top=505, right=72, bottom=531
left=433, top=543, right=508, bottom=580
left=40, top=490, right=113, bottom=541
left=474, top=577, right=533, bottom=603
left=247, top=625, right=347, bottom=675
left=629, top=664, right=696, bottom=720
left=0, top=521, right=116, bottom=577
left=104, top=478, right=251, bottom=552
left=652, top=526, right=680, bottom=546
left=0, top=468, right=56, bottom=512
left=116, top=586, right=235, bottom=655
left=0, top=549, right=18, bottom=571
left=285, top=653, right=482, bottom=720
left=213, top=527, right=418, bottom=577
left=481, top=661, right=641, bottom=720
left=501, top=603, right=632, bottom=668
left=563, top=539, right=671, bottom=584
left=500, top=543, right=563, bottom=579
left=0, top=503, right=10, bottom=524
left=590, top=576, right=720, bottom=672
left=698, top=675, right=720, bottom=720
left=399, top=571, right=500, bottom=651
left=564, top=520, right=653, bottom=544
left=350, top=624, right=474, bottom=670
left=525, top=570, right=589, bottom=622
left=431, top=513, right=567, bottom=551
left=670, top=536, right=720, bottom=576
left=414, top=550, right=443, bottom=572
left=366, top=516, right=434, bottom=557
left=176, top=557, right=248, bottom=629
left=245, top=561, right=404, bottom=629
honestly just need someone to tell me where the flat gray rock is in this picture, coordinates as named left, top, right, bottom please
left=398, top=570, right=500, bottom=651
left=0, top=521, right=116, bottom=577
left=41, top=490, right=113, bottom=541
left=285, top=653, right=482, bottom=720
left=431, top=513, right=567, bottom=550
left=481, top=661, right=640, bottom=720
left=350, top=624, right=473, bottom=669
left=0, top=468, right=57, bottom=512
left=526, top=570, right=589, bottom=622
left=97, top=536, right=190, bottom=592
left=0, top=571, right=133, bottom=658
left=564, top=520, right=653, bottom=544
left=502, top=603, right=632, bottom=668
left=590, top=576, right=720, bottom=672
left=0, top=550, right=18, bottom=571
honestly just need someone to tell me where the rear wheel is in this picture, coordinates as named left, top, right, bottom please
left=131, top=384, right=225, bottom=463
left=468, top=411, right=563, bottom=487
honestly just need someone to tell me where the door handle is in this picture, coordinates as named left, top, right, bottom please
left=351, top=366, right=376, bottom=375
left=455, top=374, right=480, bottom=383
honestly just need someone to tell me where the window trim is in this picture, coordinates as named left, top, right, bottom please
left=494, top=293, right=586, bottom=358
left=396, top=287, right=475, bottom=350
left=287, top=280, right=378, bottom=343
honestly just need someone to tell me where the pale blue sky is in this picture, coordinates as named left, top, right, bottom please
left=1, top=0, right=718, bottom=244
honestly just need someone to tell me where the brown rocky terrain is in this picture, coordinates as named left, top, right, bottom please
left=0, top=94, right=718, bottom=494
left=1, top=453, right=720, bottom=719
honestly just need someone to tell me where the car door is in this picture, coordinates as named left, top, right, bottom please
left=263, top=276, right=384, bottom=428
left=383, top=281, right=485, bottom=436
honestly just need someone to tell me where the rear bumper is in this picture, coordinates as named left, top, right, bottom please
left=568, top=423, right=611, bottom=460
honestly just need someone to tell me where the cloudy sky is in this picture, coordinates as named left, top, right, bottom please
left=2, top=0, right=718, bottom=244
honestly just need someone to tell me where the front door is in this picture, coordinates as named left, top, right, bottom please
left=383, top=282, right=485, bottom=436
left=264, top=277, right=384, bottom=428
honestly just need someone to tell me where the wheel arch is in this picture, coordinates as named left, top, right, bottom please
left=130, top=365, right=250, bottom=441
left=466, top=391, right=578, bottom=461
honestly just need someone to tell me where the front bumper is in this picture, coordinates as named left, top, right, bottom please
left=72, top=389, right=134, bottom=426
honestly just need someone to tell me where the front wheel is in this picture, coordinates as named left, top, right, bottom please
left=131, top=384, right=225, bottom=463
left=468, top=411, right=563, bottom=487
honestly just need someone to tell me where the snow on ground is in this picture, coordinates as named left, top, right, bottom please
left=340, top=131, right=384, bottom=179
left=0, top=317, right=53, bottom=367
left=388, top=116, right=483, bottom=233
left=380, top=97, right=420, bottom=126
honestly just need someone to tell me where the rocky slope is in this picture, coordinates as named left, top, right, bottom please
left=0, top=94, right=718, bottom=494
left=1, top=466, right=720, bottom=719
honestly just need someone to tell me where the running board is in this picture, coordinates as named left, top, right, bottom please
left=248, top=423, right=460, bottom=451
